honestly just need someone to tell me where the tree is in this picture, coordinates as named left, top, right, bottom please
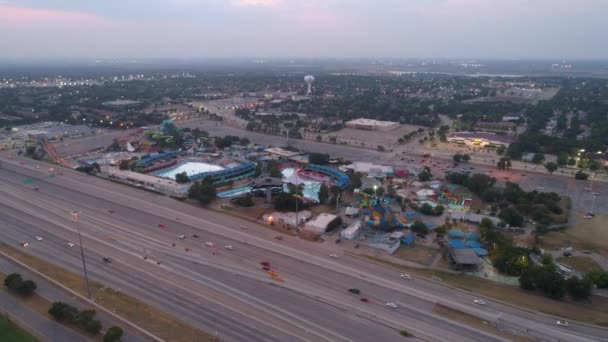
left=188, top=177, right=216, bottom=205
left=104, top=326, right=124, bottom=342
left=85, top=319, right=103, bottom=334
left=175, top=171, right=189, bottom=184
left=496, top=145, right=506, bottom=155
left=309, top=153, right=330, bottom=165
left=544, top=162, right=558, bottom=174
left=235, top=196, right=254, bottom=207
left=497, top=158, right=511, bottom=171
left=4, top=273, right=22, bottom=289
left=498, top=207, right=524, bottom=227
left=453, top=153, right=462, bottom=163
left=465, top=174, right=496, bottom=195
left=318, top=184, right=329, bottom=204
left=519, top=269, right=536, bottom=290
left=377, top=145, right=385, bottom=152
left=410, top=221, right=428, bottom=236
left=534, top=267, right=565, bottom=300
left=418, top=169, right=432, bottom=182
left=48, top=302, right=79, bottom=322
left=462, top=154, right=471, bottom=162
left=118, top=160, right=130, bottom=170
left=240, top=137, right=250, bottom=146
left=532, top=153, right=545, bottom=164
left=585, top=270, right=608, bottom=289
left=575, top=171, right=589, bottom=180
left=557, top=153, right=569, bottom=166
left=566, top=277, right=592, bottom=300
left=73, top=309, right=96, bottom=328
left=25, top=145, right=36, bottom=155
left=350, top=172, right=363, bottom=190
left=274, top=193, right=305, bottom=212
left=16, top=280, right=37, bottom=296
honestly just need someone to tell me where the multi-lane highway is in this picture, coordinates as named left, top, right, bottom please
left=1, top=155, right=606, bottom=342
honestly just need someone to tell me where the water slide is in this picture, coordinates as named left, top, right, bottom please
left=362, top=194, right=407, bottom=229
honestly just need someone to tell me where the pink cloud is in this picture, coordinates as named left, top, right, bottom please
left=0, top=4, right=104, bottom=25
left=232, top=0, right=281, bottom=7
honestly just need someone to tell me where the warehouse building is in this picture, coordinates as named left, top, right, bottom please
left=446, top=132, right=513, bottom=148
left=345, top=118, right=400, bottom=131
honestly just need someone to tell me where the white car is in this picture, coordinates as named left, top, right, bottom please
left=205, top=242, right=215, bottom=247
left=386, top=302, right=398, bottom=309
left=35, top=236, right=43, bottom=241
left=400, top=274, right=412, bottom=280
left=329, top=254, right=338, bottom=258
left=473, top=299, right=486, bottom=305
left=592, top=192, right=600, bottom=197
left=556, top=320, right=569, bottom=327
left=177, top=234, right=186, bottom=240
left=239, top=225, right=248, bottom=229
left=224, top=245, right=233, bottom=250
left=67, top=242, right=75, bottom=247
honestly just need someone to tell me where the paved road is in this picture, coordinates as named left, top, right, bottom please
left=0, top=156, right=606, bottom=342
left=0, top=258, right=147, bottom=342
left=0, top=287, right=85, bottom=342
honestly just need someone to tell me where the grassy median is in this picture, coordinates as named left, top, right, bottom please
left=0, top=242, right=217, bottom=342
left=0, top=314, right=40, bottom=342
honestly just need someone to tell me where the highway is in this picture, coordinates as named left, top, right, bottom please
left=1, top=156, right=607, bottom=342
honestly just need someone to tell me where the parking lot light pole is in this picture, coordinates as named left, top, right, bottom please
left=72, top=210, right=92, bottom=299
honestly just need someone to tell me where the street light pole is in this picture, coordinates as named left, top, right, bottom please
left=72, top=210, right=92, bottom=299
left=295, top=169, right=299, bottom=229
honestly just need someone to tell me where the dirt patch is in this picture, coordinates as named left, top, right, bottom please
left=432, top=304, right=537, bottom=342
left=541, top=214, right=608, bottom=257
left=352, top=253, right=608, bottom=326
left=0, top=243, right=217, bottom=342
left=557, top=256, right=602, bottom=273
left=393, top=245, right=438, bottom=266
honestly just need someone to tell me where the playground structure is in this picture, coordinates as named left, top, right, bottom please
left=361, top=194, right=407, bottom=231
left=438, top=184, right=473, bottom=210
left=113, top=128, right=147, bottom=151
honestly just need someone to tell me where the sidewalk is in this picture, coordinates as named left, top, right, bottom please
left=0, top=258, right=147, bottom=342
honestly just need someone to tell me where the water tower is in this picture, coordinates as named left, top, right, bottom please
left=304, top=75, right=315, bottom=95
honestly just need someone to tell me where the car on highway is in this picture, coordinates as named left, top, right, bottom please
left=473, top=299, right=486, bottom=305
left=34, top=236, right=43, bottom=241
left=20, top=242, right=29, bottom=247
left=386, top=302, right=398, bottom=309
left=67, top=242, right=75, bottom=247
left=584, top=187, right=592, bottom=191
left=239, top=225, right=248, bottom=229
left=592, top=192, right=600, bottom=197
left=360, top=298, right=369, bottom=303
left=348, top=288, right=361, bottom=295
left=205, top=242, right=215, bottom=247
left=400, top=274, right=412, bottom=280
left=192, top=234, right=199, bottom=238
left=224, top=245, right=233, bottom=250
left=329, top=254, right=338, bottom=258
left=34, top=187, right=39, bottom=191
left=103, top=257, right=112, bottom=263
left=274, top=236, right=283, bottom=240
left=158, top=224, right=166, bottom=228
left=177, top=234, right=186, bottom=239
left=556, top=320, right=569, bottom=327
left=108, top=209, right=115, bottom=213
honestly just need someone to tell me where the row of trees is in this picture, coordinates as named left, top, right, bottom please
left=519, top=254, right=593, bottom=301
left=49, top=302, right=123, bottom=340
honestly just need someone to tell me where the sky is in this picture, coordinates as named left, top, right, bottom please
left=1, top=0, right=607, bottom=59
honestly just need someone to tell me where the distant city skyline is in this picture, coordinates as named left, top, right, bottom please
left=1, top=0, right=607, bottom=59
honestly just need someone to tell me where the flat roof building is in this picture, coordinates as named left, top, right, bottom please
left=345, top=118, right=399, bottom=131
left=447, top=132, right=513, bottom=147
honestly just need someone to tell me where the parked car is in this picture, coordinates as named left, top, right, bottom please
left=563, top=251, right=573, bottom=257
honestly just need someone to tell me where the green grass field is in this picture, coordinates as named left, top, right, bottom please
left=0, top=315, right=39, bottom=342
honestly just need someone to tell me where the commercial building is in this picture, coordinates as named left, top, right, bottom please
left=345, top=118, right=399, bottom=131
left=341, top=221, right=362, bottom=240
left=304, top=213, right=338, bottom=234
left=446, top=132, right=513, bottom=148
left=263, top=211, right=312, bottom=227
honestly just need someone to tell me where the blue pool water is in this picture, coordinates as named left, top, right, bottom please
left=282, top=168, right=320, bottom=202
left=217, top=186, right=253, bottom=198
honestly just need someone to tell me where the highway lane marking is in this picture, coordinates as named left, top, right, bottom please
left=3, top=161, right=607, bottom=341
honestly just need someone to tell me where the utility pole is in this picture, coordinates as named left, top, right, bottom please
left=295, top=169, right=299, bottom=229
left=72, top=210, right=91, bottom=299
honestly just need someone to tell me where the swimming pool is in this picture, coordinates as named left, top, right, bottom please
left=156, top=162, right=224, bottom=179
